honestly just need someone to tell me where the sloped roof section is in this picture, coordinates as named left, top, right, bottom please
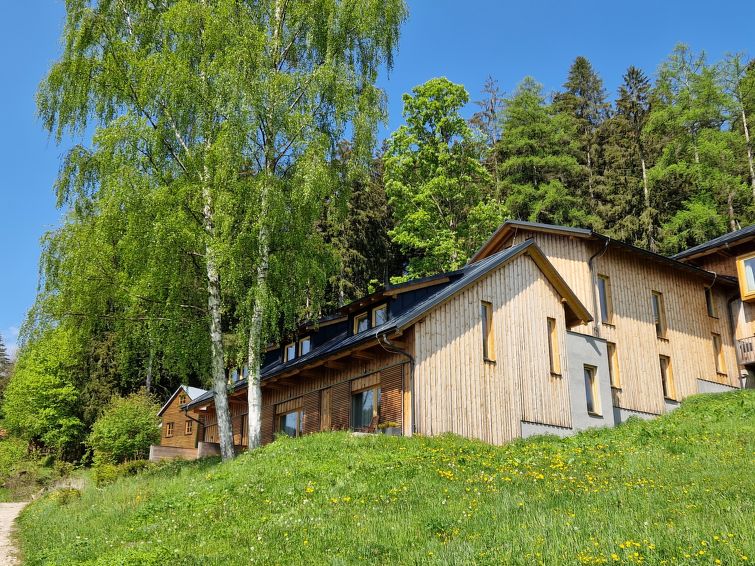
left=158, top=384, right=209, bottom=416
left=186, top=240, right=592, bottom=410
left=673, top=224, right=755, bottom=260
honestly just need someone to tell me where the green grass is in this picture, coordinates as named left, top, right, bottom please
left=17, top=391, right=755, bottom=565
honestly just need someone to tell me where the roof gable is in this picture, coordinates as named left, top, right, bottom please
left=158, top=385, right=208, bottom=416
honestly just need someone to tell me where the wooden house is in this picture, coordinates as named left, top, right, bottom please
left=151, top=385, right=208, bottom=460
left=155, top=221, right=749, bottom=457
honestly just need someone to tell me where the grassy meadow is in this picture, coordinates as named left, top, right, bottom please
left=16, top=391, right=755, bottom=565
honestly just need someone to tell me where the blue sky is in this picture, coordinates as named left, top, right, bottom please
left=1, top=0, right=753, bottom=358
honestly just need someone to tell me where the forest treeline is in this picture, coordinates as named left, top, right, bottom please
left=2, top=30, right=754, bottom=460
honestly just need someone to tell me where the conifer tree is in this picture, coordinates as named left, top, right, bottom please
left=495, top=77, right=594, bottom=227
left=554, top=57, right=610, bottom=206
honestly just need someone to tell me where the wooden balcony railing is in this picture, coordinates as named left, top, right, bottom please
left=738, top=336, right=755, bottom=365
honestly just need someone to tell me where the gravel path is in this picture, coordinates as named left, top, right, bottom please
left=0, top=503, right=27, bottom=566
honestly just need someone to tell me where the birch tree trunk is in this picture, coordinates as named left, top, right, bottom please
left=640, top=156, right=656, bottom=252
left=203, top=186, right=235, bottom=461
left=742, top=108, right=755, bottom=203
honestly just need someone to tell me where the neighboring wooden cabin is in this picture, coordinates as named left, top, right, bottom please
left=177, top=221, right=748, bottom=455
left=152, top=385, right=207, bottom=460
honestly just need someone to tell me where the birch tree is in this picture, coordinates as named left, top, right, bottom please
left=224, top=0, right=407, bottom=449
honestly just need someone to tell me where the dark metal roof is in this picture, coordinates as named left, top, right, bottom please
left=673, top=224, right=755, bottom=260
left=187, top=241, right=581, bottom=410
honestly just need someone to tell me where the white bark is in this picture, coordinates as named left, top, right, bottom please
left=742, top=108, right=755, bottom=203
left=203, top=187, right=235, bottom=461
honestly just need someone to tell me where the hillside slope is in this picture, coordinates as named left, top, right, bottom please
left=17, top=391, right=755, bottom=565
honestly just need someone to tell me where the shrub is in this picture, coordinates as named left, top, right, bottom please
left=48, top=488, right=81, bottom=505
left=92, top=463, right=119, bottom=487
left=118, top=459, right=151, bottom=477
left=88, top=391, right=161, bottom=465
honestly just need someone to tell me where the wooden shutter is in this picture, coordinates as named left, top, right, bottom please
left=331, top=381, right=351, bottom=430
left=381, top=364, right=404, bottom=431
left=302, top=391, right=321, bottom=435
left=261, top=404, right=274, bottom=445
left=320, top=388, right=332, bottom=431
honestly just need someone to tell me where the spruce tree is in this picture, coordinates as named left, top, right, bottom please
left=495, top=77, right=594, bottom=227
left=554, top=57, right=610, bottom=208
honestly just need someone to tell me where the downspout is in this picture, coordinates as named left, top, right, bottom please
left=376, top=330, right=416, bottom=435
left=588, top=237, right=610, bottom=338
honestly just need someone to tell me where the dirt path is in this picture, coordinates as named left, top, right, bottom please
left=0, top=503, right=27, bottom=566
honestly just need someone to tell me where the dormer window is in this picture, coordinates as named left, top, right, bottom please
left=284, top=342, right=296, bottom=362
left=229, top=368, right=239, bottom=382
left=372, top=304, right=388, bottom=327
left=299, top=336, right=311, bottom=356
left=354, top=313, right=369, bottom=334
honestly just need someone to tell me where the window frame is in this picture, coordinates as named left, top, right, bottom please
left=298, top=336, right=311, bottom=357
left=659, top=355, right=676, bottom=400
left=583, top=364, right=601, bottom=416
left=597, top=274, right=614, bottom=325
left=736, top=251, right=755, bottom=301
left=178, top=393, right=187, bottom=405
left=165, top=422, right=174, bottom=438
left=607, top=341, right=621, bottom=389
left=547, top=317, right=561, bottom=375
left=712, top=333, right=726, bottom=375
left=651, top=291, right=668, bottom=339
left=353, top=312, right=369, bottom=335
left=277, top=409, right=303, bottom=438
left=350, top=385, right=381, bottom=430
left=283, top=342, right=296, bottom=362
left=371, top=304, right=388, bottom=327
left=480, top=301, right=496, bottom=362
left=185, top=420, right=193, bottom=435
left=705, top=287, right=718, bottom=318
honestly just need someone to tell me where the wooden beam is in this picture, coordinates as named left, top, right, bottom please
left=352, top=350, right=377, bottom=360
left=325, top=360, right=346, bottom=370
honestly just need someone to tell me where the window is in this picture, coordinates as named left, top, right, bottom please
left=651, top=291, right=667, bottom=338
left=354, top=313, right=369, bottom=334
left=242, top=365, right=249, bottom=380
left=659, top=355, right=676, bottom=400
left=736, top=252, right=755, bottom=301
left=178, top=393, right=187, bottom=405
left=597, top=275, right=614, bottom=324
left=712, top=333, right=726, bottom=374
left=607, top=342, right=620, bottom=388
left=351, top=386, right=381, bottom=429
left=278, top=410, right=303, bottom=437
left=165, top=422, right=174, bottom=437
left=284, top=342, right=296, bottom=362
left=481, top=301, right=495, bottom=361
left=705, top=287, right=718, bottom=318
left=229, top=368, right=239, bottom=382
left=299, top=336, right=311, bottom=356
left=584, top=365, right=601, bottom=415
left=547, top=317, right=560, bottom=374
left=185, top=420, right=193, bottom=435
left=372, top=304, right=388, bottom=327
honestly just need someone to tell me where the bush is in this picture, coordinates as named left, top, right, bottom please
left=118, top=459, right=151, bottom=477
left=92, top=463, right=119, bottom=487
left=48, top=488, right=81, bottom=505
left=88, top=391, right=161, bottom=465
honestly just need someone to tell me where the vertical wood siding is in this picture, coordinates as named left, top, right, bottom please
left=510, top=232, right=739, bottom=415
left=413, top=254, right=571, bottom=445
